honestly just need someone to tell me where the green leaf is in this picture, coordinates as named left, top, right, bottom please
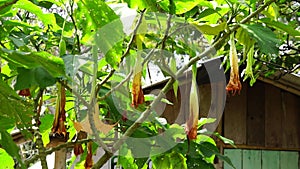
left=186, top=154, right=215, bottom=169
left=77, top=0, right=124, bottom=68
left=3, top=20, right=40, bottom=31
left=198, top=118, right=216, bottom=128
left=198, top=141, right=236, bottom=168
left=161, top=98, right=173, bottom=105
left=118, top=144, right=138, bottom=169
left=260, top=18, right=300, bottom=36
left=0, top=79, right=34, bottom=131
left=199, top=141, right=219, bottom=157
left=152, top=154, right=171, bottom=169
left=15, top=67, right=56, bottom=90
left=14, top=0, right=59, bottom=30
left=125, top=0, right=157, bottom=11
left=240, top=24, right=280, bottom=55
left=0, top=116, right=15, bottom=131
left=192, top=22, right=226, bottom=35
left=0, top=148, right=15, bottom=169
left=0, top=130, right=24, bottom=168
left=170, top=152, right=187, bottom=169
left=159, top=0, right=204, bottom=14
left=40, top=114, right=54, bottom=146
left=1, top=49, right=65, bottom=77
left=40, top=114, right=54, bottom=132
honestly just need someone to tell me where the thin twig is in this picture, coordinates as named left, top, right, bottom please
left=161, top=14, right=172, bottom=50
left=61, top=82, right=92, bottom=110
left=68, top=0, right=81, bottom=53
left=98, top=70, right=133, bottom=101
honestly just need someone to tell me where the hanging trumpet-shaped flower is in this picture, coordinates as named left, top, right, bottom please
left=131, top=71, right=144, bottom=108
left=185, top=67, right=199, bottom=140
left=84, top=141, right=93, bottom=169
left=51, top=83, right=67, bottom=136
left=131, top=47, right=144, bottom=108
left=73, top=131, right=86, bottom=156
left=226, top=34, right=242, bottom=96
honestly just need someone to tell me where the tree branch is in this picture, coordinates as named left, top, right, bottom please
left=25, top=139, right=92, bottom=167
left=0, top=0, right=18, bottom=11
left=33, top=89, right=48, bottom=169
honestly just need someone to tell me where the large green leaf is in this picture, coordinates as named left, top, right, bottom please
left=39, top=114, right=54, bottom=146
left=240, top=24, right=280, bottom=55
left=0, top=130, right=24, bottom=168
left=260, top=18, right=300, bottom=36
left=159, top=0, right=205, bottom=14
left=14, top=0, right=59, bottom=30
left=0, top=148, right=15, bottom=169
left=124, top=0, right=157, bottom=11
left=199, top=142, right=236, bottom=168
left=76, top=0, right=124, bottom=68
left=169, top=152, right=187, bottom=169
left=152, top=154, right=171, bottom=169
left=186, top=155, right=215, bottom=169
left=1, top=49, right=65, bottom=77
left=14, top=67, right=56, bottom=90
left=0, top=79, right=34, bottom=131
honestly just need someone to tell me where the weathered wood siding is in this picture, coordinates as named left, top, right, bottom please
left=224, top=149, right=299, bottom=169
left=145, top=79, right=300, bottom=150
left=224, top=81, right=300, bottom=150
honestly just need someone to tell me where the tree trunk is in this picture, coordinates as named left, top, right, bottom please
left=54, top=148, right=66, bottom=169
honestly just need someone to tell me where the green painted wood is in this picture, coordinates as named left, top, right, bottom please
left=262, top=150, right=280, bottom=169
left=280, top=151, right=299, bottom=169
left=242, top=149, right=262, bottom=169
left=224, top=149, right=242, bottom=169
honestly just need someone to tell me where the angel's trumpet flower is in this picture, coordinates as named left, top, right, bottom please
left=185, top=76, right=199, bottom=140
left=226, top=34, right=242, bottom=96
left=84, top=141, right=93, bottom=169
left=51, top=83, right=67, bottom=136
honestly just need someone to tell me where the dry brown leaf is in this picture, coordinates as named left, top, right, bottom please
left=75, top=103, right=115, bottom=135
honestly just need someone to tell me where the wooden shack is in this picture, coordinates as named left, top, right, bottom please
left=144, top=57, right=300, bottom=169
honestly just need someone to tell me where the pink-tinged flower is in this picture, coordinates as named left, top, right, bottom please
left=226, top=34, right=242, bottom=96
left=131, top=71, right=144, bottom=108
left=185, top=78, right=199, bottom=140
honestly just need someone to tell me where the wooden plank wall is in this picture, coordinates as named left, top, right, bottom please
left=146, top=78, right=300, bottom=150
left=224, top=81, right=300, bottom=150
left=224, top=149, right=299, bottom=169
